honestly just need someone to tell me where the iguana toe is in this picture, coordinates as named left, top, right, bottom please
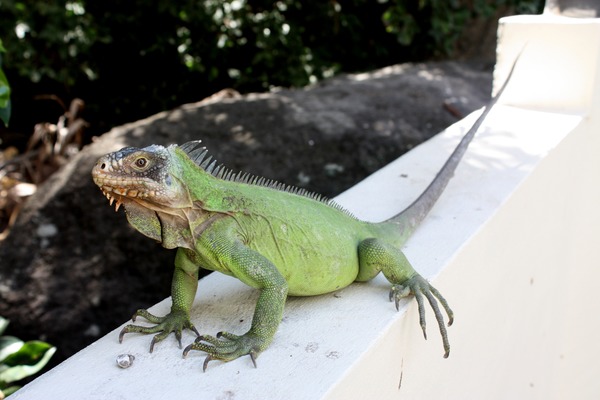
left=119, top=309, right=198, bottom=352
left=390, top=275, right=453, bottom=358
left=183, top=332, right=261, bottom=372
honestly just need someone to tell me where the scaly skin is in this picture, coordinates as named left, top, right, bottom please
left=91, top=57, right=519, bottom=371
left=92, top=144, right=452, bottom=370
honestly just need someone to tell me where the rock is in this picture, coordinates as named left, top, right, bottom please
left=0, top=61, right=492, bottom=363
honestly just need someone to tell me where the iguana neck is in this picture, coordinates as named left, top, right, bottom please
left=123, top=199, right=222, bottom=250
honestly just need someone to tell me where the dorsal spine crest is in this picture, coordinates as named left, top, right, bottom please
left=175, top=141, right=354, bottom=218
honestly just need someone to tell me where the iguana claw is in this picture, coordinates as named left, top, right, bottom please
left=183, top=332, right=261, bottom=372
left=390, top=275, right=454, bottom=358
left=194, top=351, right=257, bottom=373
left=119, top=308, right=199, bottom=352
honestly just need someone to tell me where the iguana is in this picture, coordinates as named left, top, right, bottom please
left=92, top=59, right=518, bottom=372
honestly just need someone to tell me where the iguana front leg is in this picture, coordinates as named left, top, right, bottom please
left=183, top=238, right=288, bottom=371
left=357, top=238, right=454, bottom=357
left=119, top=249, right=200, bottom=351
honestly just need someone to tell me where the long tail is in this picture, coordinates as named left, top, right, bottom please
left=387, top=53, right=521, bottom=234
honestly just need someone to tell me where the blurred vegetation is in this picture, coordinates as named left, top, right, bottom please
left=0, top=317, right=55, bottom=398
left=0, top=0, right=543, bottom=145
left=0, top=97, right=85, bottom=238
left=0, top=39, right=10, bottom=128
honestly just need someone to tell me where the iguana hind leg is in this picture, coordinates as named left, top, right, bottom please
left=357, top=238, right=453, bottom=357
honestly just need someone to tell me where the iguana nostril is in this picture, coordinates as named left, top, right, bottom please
left=100, top=163, right=106, bottom=169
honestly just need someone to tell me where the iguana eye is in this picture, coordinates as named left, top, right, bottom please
left=133, top=157, right=149, bottom=169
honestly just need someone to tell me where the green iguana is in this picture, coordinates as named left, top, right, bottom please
left=92, top=59, right=518, bottom=372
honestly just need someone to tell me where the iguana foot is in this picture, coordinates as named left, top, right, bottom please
left=119, top=309, right=200, bottom=352
left=390, top=274, right=454, bottom=358
left=183, top=331, right=261, bottom=372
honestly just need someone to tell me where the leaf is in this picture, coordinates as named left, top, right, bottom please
left=0, top=63, right=10, bottom=126
left=0, top=68, right=10, bottom=108
left=0, top=344, right=56, bottom=384
left=2, top=385, right=22, bottom=396
left=1, top=341, right=52, bottom=367
left=0, top=99, right=10, bottom=127
left=0, top=318, right=8, bottom=336
left=0, top=337, right=23, bottom=363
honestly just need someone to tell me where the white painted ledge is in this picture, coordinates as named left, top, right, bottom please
left=11, top=14, right=600, bottom=400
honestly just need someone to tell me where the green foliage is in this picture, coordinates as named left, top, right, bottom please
left=0, top=0, right=544, bottom=137
left=0, top=39, right=10, bottom=127
left=0, top=0, right=99, bottom=85
left=0, top=317, right=56, bottom=398
left=381, top=0, right=542, bottom=56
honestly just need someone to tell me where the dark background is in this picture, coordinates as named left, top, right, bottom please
left=0, top=0, right=542, bottom=147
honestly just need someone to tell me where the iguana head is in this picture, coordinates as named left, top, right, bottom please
left=92, top=144, right=199, bottom=248
left=92, top=144, right=193, bottom=212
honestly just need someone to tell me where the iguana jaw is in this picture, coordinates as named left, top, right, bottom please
left=95, top=179, right=153, bottom=212
left=94, top=176, right=168, bottom=212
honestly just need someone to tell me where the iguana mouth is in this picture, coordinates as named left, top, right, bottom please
left=94, top=176, right=155, bottom=212
left=100, top=187, right=127, bottom=212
